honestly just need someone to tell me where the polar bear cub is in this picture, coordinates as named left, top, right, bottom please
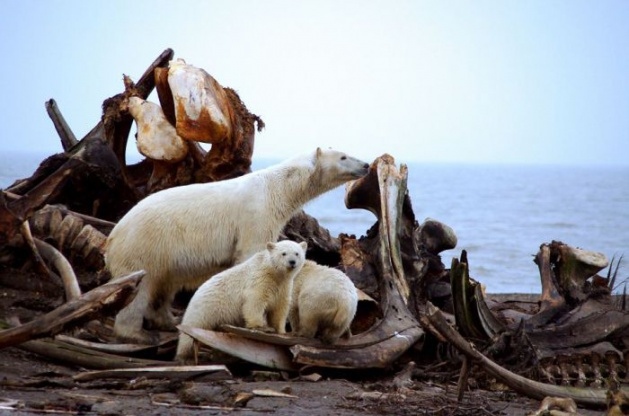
left=176, top=240, right=307, bottom=362
left=289, top=260, right=358, bottom=344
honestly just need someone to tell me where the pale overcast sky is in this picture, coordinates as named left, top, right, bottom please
left=1, top=1, right=628, bottom=166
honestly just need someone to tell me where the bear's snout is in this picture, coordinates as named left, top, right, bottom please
left=288, top=259, right=297, bottom=268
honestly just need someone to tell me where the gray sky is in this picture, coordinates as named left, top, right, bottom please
left=2, top=0, right=629, bottom=166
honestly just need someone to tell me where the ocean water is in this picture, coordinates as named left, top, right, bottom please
left=2, top=150, right=628, bottom=294
left=254, top=158, right=629, bottom=295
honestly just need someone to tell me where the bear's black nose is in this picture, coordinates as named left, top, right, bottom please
left=288, top=260, right=296, bottom=268
left=363, top=163, right=369, bottom=169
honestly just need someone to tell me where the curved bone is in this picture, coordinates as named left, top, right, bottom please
left=289, top=155, right=423, bottom=368
left=178, top=325, right=298, bottom=371
left=290, top=326, right=421, bottom=369
left=34, top=237, right=81, bottom=301
left=450, top=255, right=505, bottom=340
left=424, top=302, right=629, bottom=408
left=345, top=155, right=410, bottom=301
left=20, top=220, right=55, bottom=279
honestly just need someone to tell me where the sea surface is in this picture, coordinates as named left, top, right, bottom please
left=2, top=150, right=628, bottom=294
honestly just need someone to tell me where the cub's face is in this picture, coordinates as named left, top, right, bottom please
left=266, top=240, right=307, bottom=274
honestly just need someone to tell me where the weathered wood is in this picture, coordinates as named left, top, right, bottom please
left=54, top=333, right=175, bottom=356
left=3, top=51, right=174, bottom=221
left=73, top=364, right=231, bottom=382
left=0, top=157, right=83, bottom=244
left=19, top=337, right=168, bottom=370
left=0, top=271, right=144, bottom=349
left=45, top=98, right=78, bottom=151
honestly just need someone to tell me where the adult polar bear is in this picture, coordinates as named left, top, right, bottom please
left=106, top=148, right=369, bottom=343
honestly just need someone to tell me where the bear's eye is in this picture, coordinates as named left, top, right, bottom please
left=341, top=156, right=347, bottom=160
left=282, top=252, right=287, bottom=256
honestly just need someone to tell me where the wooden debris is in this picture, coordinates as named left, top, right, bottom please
left=252, top=389, right=298, bottom=399
left=45, top=98, right=78, bottom=151
left=0, top=157, right=82, bottom=244
left=0, top=271, right=144, bottom=349
left=73, top=364, right=231, bottom=382
left=19, top=337, right=168, bottom=370
left=54, top=334, right=171, bottom=356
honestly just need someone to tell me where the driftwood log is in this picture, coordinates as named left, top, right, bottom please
left=0, top=271, right=144, bottom=349
left=1, top=48, right=628, bottom=411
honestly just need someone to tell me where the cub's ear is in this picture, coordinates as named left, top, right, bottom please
left=266, top=242, right=276, bottom=251
left=316, top=147, right=322, bottom=160
left=299, top=241, right=308, bottom=251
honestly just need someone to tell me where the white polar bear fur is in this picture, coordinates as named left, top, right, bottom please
left=105, top=147, right=369, bottom=343
left=176, top=240, right=307, bottom=362
left=289, top=260, right=358, bottom=344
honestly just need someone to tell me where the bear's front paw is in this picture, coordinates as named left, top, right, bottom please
left=144, top=312, right=179, bottom=331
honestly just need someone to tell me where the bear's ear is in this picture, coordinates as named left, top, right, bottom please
left=315, top=147, right=322, bottom=160
left=266, top=242, right=276, bottom=251
left=299, top=241, right=308, bottom=252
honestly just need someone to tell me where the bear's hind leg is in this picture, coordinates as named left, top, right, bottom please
left=113, top=283, right=159, bottom=344
left=144, top=281, right=178, bottom=331
left=288, top=307, right=300, bottom=334
left=319, top=307, right=351, bottom=344
left=296, top=313, right=319, bottom=339
left=319, top=326, right=345, bottom=345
